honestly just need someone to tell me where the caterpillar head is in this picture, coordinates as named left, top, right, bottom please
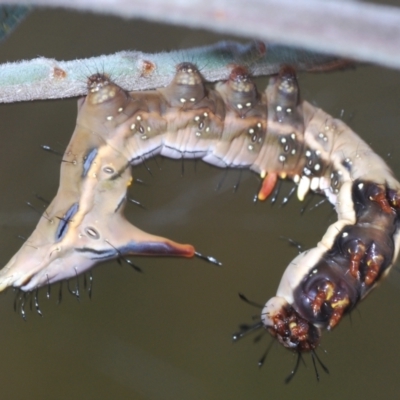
left=262, top=296, right=321, bottom=352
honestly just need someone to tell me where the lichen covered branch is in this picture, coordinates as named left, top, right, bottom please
left=0, top=41, right=349, bottom=103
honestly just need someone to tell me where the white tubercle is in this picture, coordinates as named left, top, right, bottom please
left=310, top=177, right=320, bottom=191
left=297, top=176, right=311, bottom=201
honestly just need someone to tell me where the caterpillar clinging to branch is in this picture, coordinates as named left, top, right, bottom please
left=1, top=61, right=399, bottom=380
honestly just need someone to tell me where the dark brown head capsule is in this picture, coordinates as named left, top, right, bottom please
left=262, top=296, right=321, bottom=351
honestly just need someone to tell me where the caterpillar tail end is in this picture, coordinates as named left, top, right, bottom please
left=0, top=219, right=197, bottom=293
left=109, top=219, right=196, bottom=258
left=122, top=237, right=195, bottom=258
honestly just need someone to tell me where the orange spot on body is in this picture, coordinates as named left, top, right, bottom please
left=348, top=240, right=366, bottom=280
left=364, top=252, right=384, bottom=286
left=369, top=190, right=393, bottom=214
left=258, top=172, right=278, bottom=201
left=328, top=303, right=348, bottom=329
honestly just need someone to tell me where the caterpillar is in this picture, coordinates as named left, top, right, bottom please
left=1, top=61, right=399, bottom=379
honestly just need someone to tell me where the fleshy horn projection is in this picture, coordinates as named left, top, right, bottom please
left=0, top=73, right=199, bottom=292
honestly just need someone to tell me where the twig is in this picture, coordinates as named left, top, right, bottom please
left=0, top=41, right=349, bottom=103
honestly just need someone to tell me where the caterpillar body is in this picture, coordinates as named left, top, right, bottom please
left=1, top=63, right=400, bottom=361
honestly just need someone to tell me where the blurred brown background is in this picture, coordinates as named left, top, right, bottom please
left=0, top=6, right=399, bottom=399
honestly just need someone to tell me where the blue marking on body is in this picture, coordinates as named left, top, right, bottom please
left=55, top=203, right=79, bottom=241
left=82, top=148, right=98, bottom=177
